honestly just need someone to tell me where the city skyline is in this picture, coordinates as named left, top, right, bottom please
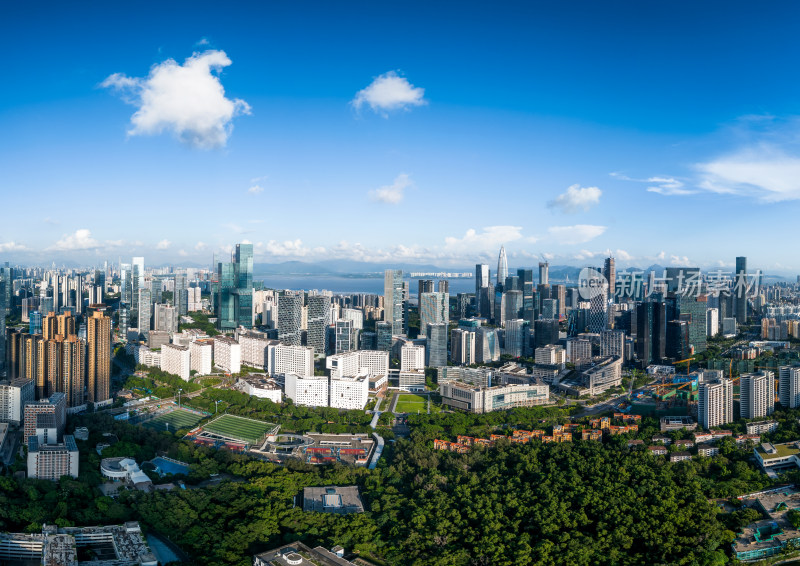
left=4, top=3, right=800, bottom=271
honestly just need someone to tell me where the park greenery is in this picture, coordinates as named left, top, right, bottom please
left=178, top=311, right=219, bottom=336
left=5, top=391, right=800, bottom=564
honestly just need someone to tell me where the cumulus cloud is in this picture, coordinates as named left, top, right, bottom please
left=352, top=71, right=427, bottom=114
left=195, top=241, right=207, bottom=251
left=696, top=145, right=800, bottom=201
left=102, top=50, right=251, bottom=149
left=248, top=184, right=264, bottom=194
left=0, top=241, right=27, bottom=252
left=178, top=249, right=188, bottom=257
left=444, top=226, right=524, bottom=252
left=547, top=225, right=606, bottom=245
left=369, top=174, right=412, bottom=204
left=547, top=184, right=602, bottom=213
left=49, top=229, right=100, bottom=251
left=156, top=239, right=171, bottom=250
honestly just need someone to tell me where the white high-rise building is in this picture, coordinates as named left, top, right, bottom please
left=28, top=435, right=79, bottom=480
left=497, top=246, right=508, bottom=287
left=0, top=378, right=35, bottom=425
left=340, top=308, right=364, bottom=330
left=535, top=345, right=565, bottom=366
left=154, top=303, right=178, bottom=333
left=779, top=366, right=800, bottom=408
left=504, top=319, right=527, bottom=358
left=189, top=340, right=213, bottom=376
left=213, top=336, right=241, bottom=374
left=740, top=371, right=775, bottom=419
left=161, top=344, right=191, bottom=381
left=329, top=374, right=369, bottom=410
left=450, top=328, right=476, bottom=366
left=187, top=287, right=202, bottom=311
left=401, top=344, right=425, bottom=371
left=706, top=308, right=719, bottom=337
left=698, top=375, right=734, bottom=429
left=284, top=374, right=329, bottom=407
left=272, top=344, right=314, bottom=377
left=384, top=269, right=405, bottom=336
left=326, top=350, right=389, bottom=379
left=239, top=330, right=278, bottom=370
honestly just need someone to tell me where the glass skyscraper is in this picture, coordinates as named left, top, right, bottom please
left=216, top=243, right=254, bottom=332
left=383, top=269, right=405, bottom=336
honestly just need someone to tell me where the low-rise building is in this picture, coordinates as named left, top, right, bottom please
left=697, top=444, right=719, bottom=457
left=28, top=435, right=79, bottom=480
left=581, top=356, right=623, bottom=395
left=736, top=434, right=761, bottom=446
left=254, top=542, right=357, bottom=566
left=439, top=381, right=550, bottom=413
left=675, top=439, right=694, bottom=449
left=100, top=457, right=152, bottom=490
left=652, top=435, right=671, bottom=445
left=303, top=486, right=364, bottom=515
left=660, top=415, right=697, bottom=432
left=747, top=420, right=779, bottom=435
left=754, top=441, right=800, bottom=473
left=284, top=374, right=329, bottom=407
left=647, top=445, right=668, bottom=456
left=237, top=375, right=282, bottom=403
left=670, top=451, right=692, bottom=462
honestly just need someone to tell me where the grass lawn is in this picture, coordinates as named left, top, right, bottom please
left=203, top=414, right=275, bottom=444
left=395, top=394, right=428, bottom=414
left=142, top=408, right=204, bottom=432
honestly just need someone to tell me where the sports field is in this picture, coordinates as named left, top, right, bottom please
left=143, top=408, right=204, bottom=432
left=395, top=394, right=427, bottom=413
left=202, top=414, right=275, bottom=445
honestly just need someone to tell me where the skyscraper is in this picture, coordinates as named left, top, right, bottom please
left=740, top=371, right=775, bottom=419
left=497, top=247, right=508, bottom=287
left=418, top=279, right=434, bottom=299
left=779, top=366, right=800, bottom=408
left=335, top=319, right=357, bottom=354
left=735, top=256, right=747, bottom=325
left=698, top=375, right=734, bottom=429
left=277, top=293, right=303, bottom=346
left=306, top=295, right=330, bottom=355
left=137, top=288, right=151, bottom=339
left=475, top=264, right=489, bottom=315
left=216, top=243, right=254, bottom=331
left=603, top=257, right=615, bottom=302
left=384, top=269, right=405, bottom=336
left=419, top=292, right=449, bottom=337
left=131, top=257, right=145, bottom=325
left=174, top=274, right=188, bottom=317
left=538, top=261, right=549, bottom=285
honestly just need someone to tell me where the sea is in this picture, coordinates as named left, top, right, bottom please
left=257, top=275, right=477, bottom=296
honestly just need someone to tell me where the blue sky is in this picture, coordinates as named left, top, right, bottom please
left=2, top=1, right=800, bottom=272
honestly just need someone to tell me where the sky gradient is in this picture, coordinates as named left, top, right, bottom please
left=2, top=1, right=800, bottom=272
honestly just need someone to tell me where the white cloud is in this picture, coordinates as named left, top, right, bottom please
left=49, top=229, right=100, bottom=251
left=669, top=254, right=691, bottom=266
left=547, top=225, right=606, bottom=245
left=696, top=146, right=800, bottom=201
left=102, top=50, right=251, bottom=149
left=156, top=239, right=171, bottom=250
left=178, top=249, right=188, bottom=257
left=547, top=184, right=602, bottom=213
left=612, top=172, right=696, bottom=196
left=194, top=241, right=207, bottom=251
left=263, top=239, right=315, bottom=257
left=369, top=174, right=412, bottom=204
left=615, top=249, right=634, bottom=261
left=352, top=71, right=427, bottom=114
left=0, top=241, right=27, bottom=252
left=444, top=226, right=524, bottom=253
left=248, top=184, right=264, bottom=194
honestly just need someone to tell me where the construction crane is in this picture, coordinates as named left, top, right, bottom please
left=673, top=357, right=695, bottom=375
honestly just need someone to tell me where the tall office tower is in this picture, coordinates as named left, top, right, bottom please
left=735, top=256, right=747, bottom=325
left=216, top=243, right=254, bottom=331
left=588, top=271, right=608, bottom=333
left=706, top=308, right=719, bottom=337
left=418, top=279, right=434, bottom=299
left=504, top=275, right=521, bottom=291
left=426, top=322, right=447, bottom=368
left=780, top=366, right=800, bottom=408
left=666, top=320, right=689, bottom=360
left=676, top=294, right=708, bottom=353
left=450, top=328, right=475, bottom=365
left=384, top=269, right=405, bottom=336
left=93, top=270, right=105, bottom=303
left=150, top=279, right=163, bottom=307
left=698, top=376, right=734, bottom=429
left=376, top=321, right=392, bottom=352
left=419, top=292, right=449, bottom=337
left=635, top=301, right=666, bottom=367
left=277, top=293, right=303, bottom=346
left=137, top=288, right=151, bottom=338
left=306, top=295, right=330, bottom=356
left=497, top=246, right=508, bottom=287
left=475, top=264, right=490, bottom=314
left=438, top=280, right=449, bottom=294
left=552, top=284, right=566, bottom=316
left=154, top=303, right=178, bottom=333
left=603, top=257, right=616, bottom=302
left=29, top=311, right=42, bottom=335
left=120, top=263, right=131, bottom=304
left=494, top=288, right=506, bottom=327
left=60, top=335, right=86, bottom=410
left=504, top=290, right=523, bottom=322
left=335, top=319, right=357, bottom=354
left=456, top=293, right=470, bottom=320
left=118, top=305, right=129, bottom=340
left=600, top=330, right=626, bottom=361
left=131, top=257, right=144, bottom=324
left=518, top=269, right=533, bottom=294
left=479, top=284, right=494, bottom=320
left=534, top=319, right=559, bottom=348
left=504, top=319, right=528, bottom=358
left=0, top=269, right=5, bottom=374
left=174, top=274, right=188, bottom=317
left=475, top=327, right=499, bottom=363
left=538, top=261, right=549, bottom=285
left=740, top=371, right=775, bottom=419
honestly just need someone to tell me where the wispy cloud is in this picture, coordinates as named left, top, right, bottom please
left=444, top=226, right=525, bottom=253
left=102, top=49, right=251, bottom=149
left=0, top=241, right=27, bottom=252
left=548, top=184, right=602, bottom=213
left=352, top=71, right=427, bottom=114
left=611, top=172, right=695, bottom=196
left=248, top=184, right=264, bottom=194
left=547, top=224, right=606, bottom=245
left=369, top=174, right=412, bottom=204
left=696, top=145, right=800, bottom=201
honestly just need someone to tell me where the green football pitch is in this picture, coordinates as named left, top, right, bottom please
left=142, top=408, right=204, bottom=432
left=202, top=414, right=275, bottom=445
left=395, top=394, right=427, bottom=413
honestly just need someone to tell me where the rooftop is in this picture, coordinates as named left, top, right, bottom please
left=756, top=441, right=800, bottom=461
left=303, top=486, right=364, bottom=514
